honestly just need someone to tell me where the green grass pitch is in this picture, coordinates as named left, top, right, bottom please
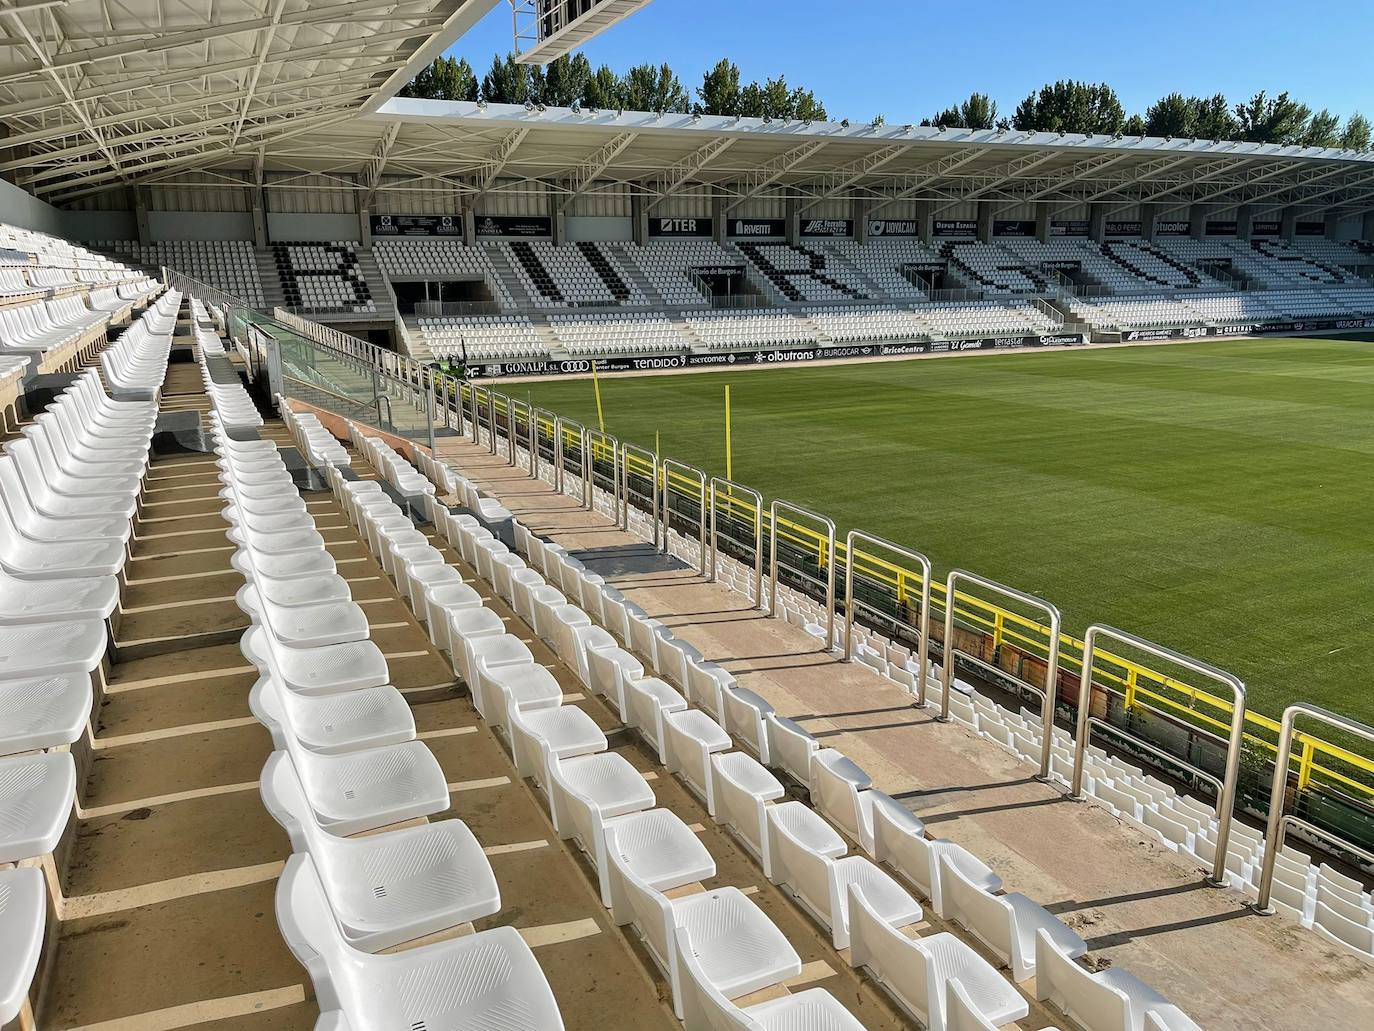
left=516, top=336, right=1374, bottom=724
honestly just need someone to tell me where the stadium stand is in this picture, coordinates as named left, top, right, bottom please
left=687, top=308, right=819, bottom=348
left=416, top=314, right=545, bottom=361
left=628, top=238, right=744, bottom=307
left=374, top=237, right=513, bottom=307
left=825, top=239, right=937, bottom=301
left=549, top=311, right=690, bottom=355
left=102, top=240, right=266, bottom=307
left=734, top=241, right=875, bottom=303
left=273, top=242, right=377, bottom=314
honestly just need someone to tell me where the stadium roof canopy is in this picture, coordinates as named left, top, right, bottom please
left=3, top=2, right=1374, bottom=218
left=0, top=0, right=503, bottom=199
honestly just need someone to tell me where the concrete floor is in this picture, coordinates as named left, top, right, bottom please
left=434, top=434, right=1374, bottom=1031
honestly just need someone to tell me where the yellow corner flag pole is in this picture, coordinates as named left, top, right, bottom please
left=591, top=359, right=605, bottom=433
left=724, top=384, right=733, bottom=481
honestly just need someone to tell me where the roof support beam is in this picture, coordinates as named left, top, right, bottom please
left=0, top=31, right=429, bottom=121
left=361, top=121, right=402, bottom=209
left=559, top=131, right=637, bottom=211
left=477, top=126, right=530, bottom=194
left=724, top=138, right=828, bottom=212
left=929, top=150, right=1067, bottom=215
left=646, top=135, right=734, bottom=210
left=797, top=143, right=908, bottom=214
left=867, top=147, right=985, bottom=216
left=0, top=1, right=127, bottom=185
left=0, top=0, right=436, bottom=81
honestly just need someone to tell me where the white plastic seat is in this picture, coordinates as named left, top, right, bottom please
left=764, top=713, right=819, bottom=788
left=0, top=566, right=118, bottom=625
left=711, top=769, right=783, bottom=878
left=686, top=656, right=735, bottom=720
left=242, top=626, right=389, bottom=696
left=1035, top=927, right=1172, bottom=1031
left=0, top=867, right=45, bottom=1026
left=664, top=708, right=732, bottom=811
left=422, top=579, right=483, bottom=652
left=260, top=753, right=498, bottom=952
left=720, top=686, right=774, bottom=763
left=872, top=802, right=1001, bottom=915
left=0, top=672, right=91, bottom=754
left=673, top=923, right=866, bottom=1031
left=508, top=704, right=608, bottom=785
left=849, top=884, right=1028, bottom=1031
left=463, top=634, right=534, bottom=717
left=547, top=752, right=656, bottom=905
left=0, top=620, right=108, bottom=679
left=481, top=661, right=562, bottom=731
left=587, top=645, right=643, bottom=719
left=767, top=800, right=921, bottom=949
left=0, top=751, right=75, bottom=862
left=276, top=854, right=564, bottom=1031
left=625, top=676, right=687, bottom=763
left=810, top=748, right=873, bottom=845
left=616, top=866, right=799, bottom=1020
left=238, top=585, right=370, bottom=649
left=278, top=740, right=449, bottom=837
left=943, top=858, right=1085, bottom=981
left=250, top=675, right=414, bottom=754
left=562, top=623, right=616, bottom=691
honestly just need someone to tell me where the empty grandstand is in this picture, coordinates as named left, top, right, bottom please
left=3, top=2, right=1374, bottom=1031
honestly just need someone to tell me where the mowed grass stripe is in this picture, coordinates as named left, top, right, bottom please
left=523, top=336, right=1374, bottom=722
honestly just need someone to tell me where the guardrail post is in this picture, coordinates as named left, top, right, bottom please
left=844, top=532, right=932, bottom=705
left=769, top=500, right=836, bottom=650
left=1072, top=625, right=1245, bottom=886
left=942, top=570, right=1060, bottom=780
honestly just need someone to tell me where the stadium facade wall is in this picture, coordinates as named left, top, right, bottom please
left=65, top=210, right=137, bottom=239
left=266, top=212, right=360, bottom=241
left=566, top=191, right=632, bottom=217
left=0, top=176, right=64, bottom=234
left=148, top=211, right=254, bottom=241
left=564, top=215, right=633, bottom=241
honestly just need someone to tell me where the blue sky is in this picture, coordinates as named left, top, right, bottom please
left=445, top=0, right=1374, bottom=124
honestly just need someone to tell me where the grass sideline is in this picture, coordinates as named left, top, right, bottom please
left=517, top=336, right=1374, bottom=725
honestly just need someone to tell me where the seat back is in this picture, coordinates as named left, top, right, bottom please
left=627, top=610, right=662, bottom=668
left=848, top=884, right=935, bottom=1026
left=764, top=714, right=818, bottom=787
left=941, top=856, right=1013, bottom=963
left=672, top=925, right=759, bottom=1031
left=720, top=686, right=772, bottom=763
left=685, top=656, right=733, bottom=719
left=871, top=802, right=932, bottom=898
left=766, top=804, right=838, bottom=927
left=946, top=978, right=1000, bottom=1031
left=1033, top=927, right=1130, bottom=1031
left=810, top=748, right=870, bottom=845
left=273, top=854, right=347, bottom=1014
left=604, top=820, right=675, bottom=978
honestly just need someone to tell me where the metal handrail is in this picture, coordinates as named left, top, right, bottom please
left=620, top=442, right=659, bottom=540
left=586, top=429, right=620, bottom=514
left=770, top=499, right=836, bottom=650
left=942, top=570, right=1061, bottom=780
left=710, top=477, right=764, bottom=606
left=1256, top=704, right=1374, bottom=911
left=845, top=531, right=932, bottom=706
left=1072, top=624, right=1245, bottom=886
left=661, top=458, right=708, bottom=574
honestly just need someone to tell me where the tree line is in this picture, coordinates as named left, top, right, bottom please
left=401, top=56, right=1369, bottom=151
